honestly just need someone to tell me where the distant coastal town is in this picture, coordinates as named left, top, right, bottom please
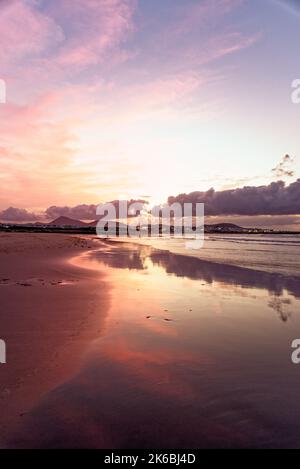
left=0, top=216, right=298, bottom=235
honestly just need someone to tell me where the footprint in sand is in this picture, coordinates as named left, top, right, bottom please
left=0, top=278, right=10, bottom=285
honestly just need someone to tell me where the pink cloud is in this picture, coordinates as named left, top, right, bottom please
left=165, top=0, right=243, bottom=38
left=0, top=90, right=82, bottom=208
left=0, top=0, right=262, bottom=211
left=0, top=0, right=64, bottom=65
left=52, top=0, right=137, bottom=68
left=0, top=0, right=137, bottom=106
left=181, top=31, right=261, bottom=68
left=123, top=73, right=205, bottom=111
left=137, top=0, right=258, bottom=76
left=0, top=0, right=136, bottom=75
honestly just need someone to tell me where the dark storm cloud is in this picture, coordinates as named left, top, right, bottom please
left=0, top=206, right=38, bottom=222
left=3, top=180, right=300, bottom=223
left=168, top=179, right=300, bottom=216
left=45, top=204, right=98, bottom=221
left=45, top=199, right=148, bottom=220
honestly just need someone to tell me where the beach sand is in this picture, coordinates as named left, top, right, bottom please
left=0, top=233, right=110, bottom=446
left=1, top=234, right=300, bottom=448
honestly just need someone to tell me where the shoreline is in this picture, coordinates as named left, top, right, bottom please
left=0, top=234, right=300, bottom=447
left=8, top=237, right=300, bottom=449
left=0, top=232, right=110, bottom=446
left=99, top=237, right=300, bottom=280
left=1, top=233, right=300, bottom=448
left=1, top=225, right=300, bottom=236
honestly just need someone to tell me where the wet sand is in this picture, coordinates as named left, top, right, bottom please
left=2, top=236, right=300, bottom=448
left=0, top=233, right=110, bottom=446
left=4, top=239, right=300, bottom=449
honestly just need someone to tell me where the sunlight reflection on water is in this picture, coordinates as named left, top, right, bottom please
left=12, top=240, right=300, bottom=448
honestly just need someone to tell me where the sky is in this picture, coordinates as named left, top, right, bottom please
left=0, top=0, right=300, bottom=227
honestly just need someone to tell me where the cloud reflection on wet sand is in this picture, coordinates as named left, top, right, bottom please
left=9, top=241, right=300, bottom=448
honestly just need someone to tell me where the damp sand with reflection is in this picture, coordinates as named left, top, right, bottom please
left=9, top=240, right=300, bottom=448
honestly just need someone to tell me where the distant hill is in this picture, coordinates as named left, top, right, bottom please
left=47, top=217, right=247, bottom=232
left=205, top=223, right=245, bottom=232
left=48, top=216, right=88, bottom=227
